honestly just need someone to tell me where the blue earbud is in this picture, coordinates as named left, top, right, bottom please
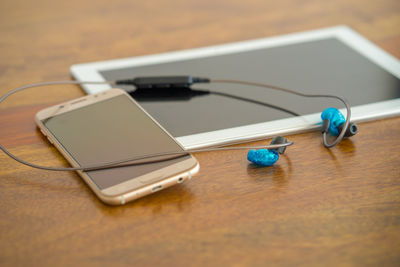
left=247, top=136, right=287, bottom=166
left=247, top=149, right=279, bottom=166
left=321, top=107, right=345, bottom=136
left=321, top=108, right=358, bottom=137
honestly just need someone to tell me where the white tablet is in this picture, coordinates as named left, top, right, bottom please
left=71, top=26, right=400, bottom=149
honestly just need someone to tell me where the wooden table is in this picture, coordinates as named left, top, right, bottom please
left=1, top=0, right=399, bottom=266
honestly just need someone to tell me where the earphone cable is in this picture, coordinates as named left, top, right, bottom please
left=0, top=78, right=350, bottom=171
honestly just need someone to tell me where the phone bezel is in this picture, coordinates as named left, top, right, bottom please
left=35, top=88, right=199, bottom=205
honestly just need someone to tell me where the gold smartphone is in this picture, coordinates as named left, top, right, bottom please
left=35, top=88, right=199, bottom=205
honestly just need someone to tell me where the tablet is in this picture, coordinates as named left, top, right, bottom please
left=71, top=26, right=400, bottom=149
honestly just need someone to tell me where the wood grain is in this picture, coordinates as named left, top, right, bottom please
left=1, top=0, right=400, bottom=266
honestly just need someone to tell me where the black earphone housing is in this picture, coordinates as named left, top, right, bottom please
left=270, top=136, right=288, bottom=154
left=338, top=122, right=358, bottom=137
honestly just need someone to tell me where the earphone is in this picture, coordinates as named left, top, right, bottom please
left=0, top=76, right=358, bottom=171
left=247, top=136, right=288, bottom=166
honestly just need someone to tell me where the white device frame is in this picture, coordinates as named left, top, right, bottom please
left=71, top=26, right=400, bottom=149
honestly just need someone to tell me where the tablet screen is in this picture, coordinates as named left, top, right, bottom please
left=100, top=38, right=400, bottom=137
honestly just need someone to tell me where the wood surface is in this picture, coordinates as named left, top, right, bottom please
left=1, top=0, right=399, bottom=266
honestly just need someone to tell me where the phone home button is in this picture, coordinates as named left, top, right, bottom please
left=139, top=175, right=165, bottom=184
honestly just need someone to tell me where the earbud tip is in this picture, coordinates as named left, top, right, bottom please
left=338, top=122, right=358, bottom=137
left=247, top=149, right=279, bottom=166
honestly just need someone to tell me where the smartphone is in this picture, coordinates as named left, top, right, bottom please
left=35, top=88, right=199, bottom=205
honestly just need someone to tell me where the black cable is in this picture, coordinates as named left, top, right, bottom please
left=208, top=90, right=300, bottom=117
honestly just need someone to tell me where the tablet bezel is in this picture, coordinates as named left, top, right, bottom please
left=71, top=26, right=400, bottom=149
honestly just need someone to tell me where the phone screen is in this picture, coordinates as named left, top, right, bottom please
left=42, top=94, right=190, bottom=190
